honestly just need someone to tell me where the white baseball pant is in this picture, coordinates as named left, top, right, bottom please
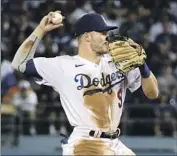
left=62, top=127, right=135, bottom=155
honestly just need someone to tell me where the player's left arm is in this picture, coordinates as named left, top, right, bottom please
left=139, top=62, right=159, bottom=99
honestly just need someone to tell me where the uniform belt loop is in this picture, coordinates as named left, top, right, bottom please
left=97, top=131, right=102, bottom=137
left=94, top=131, right=99, bottom=137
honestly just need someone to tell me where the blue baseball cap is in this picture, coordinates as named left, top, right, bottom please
left=74, top=13, right=118, bottom=37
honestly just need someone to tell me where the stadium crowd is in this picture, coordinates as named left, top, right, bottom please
left=1, top=0, right=177, bottom=144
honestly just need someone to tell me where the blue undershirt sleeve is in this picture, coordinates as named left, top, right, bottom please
left=24, top=59, right=42, bottom=79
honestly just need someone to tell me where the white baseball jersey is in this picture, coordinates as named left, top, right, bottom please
left=32, top=54, right=141, bottom=132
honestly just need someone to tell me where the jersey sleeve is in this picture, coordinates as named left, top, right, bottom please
left=126, top=68, right=141, bottom=92
left=24, top=59, right=42, bottom=79
left=26, top=57, right=64, bottom=87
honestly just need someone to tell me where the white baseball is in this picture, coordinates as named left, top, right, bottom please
left=52, top=12, right=63, bottom=24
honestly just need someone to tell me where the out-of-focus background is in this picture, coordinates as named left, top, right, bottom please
left=1, top=0, right=177, bottom=155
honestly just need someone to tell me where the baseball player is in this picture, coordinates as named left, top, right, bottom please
left=12, top=11, right=159, bottom=155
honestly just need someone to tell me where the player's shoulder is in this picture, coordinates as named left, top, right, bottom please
left=33, top=55, right=77, bottom=75
left=36, top=55, right=75, bottom=63
left=56, top=55, right=73, bottom=60
left=55, top=55, right=78, bottom=64
left=34, top=55, right=78, bottom=69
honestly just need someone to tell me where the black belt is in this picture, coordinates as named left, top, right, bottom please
left=89, top=129, right=120, bottom=139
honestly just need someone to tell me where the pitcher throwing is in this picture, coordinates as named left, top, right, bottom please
left=12, top=11, right=159, bottom=155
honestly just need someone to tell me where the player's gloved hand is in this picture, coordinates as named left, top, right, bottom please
left=39, top=11, right=64, bottom=33
left=108, top=38, right=147, bottom=74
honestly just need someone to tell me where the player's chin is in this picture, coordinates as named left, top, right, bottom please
left=96, top=46, right=108, bottom=55
left=102, top=48, right=109, bottom=54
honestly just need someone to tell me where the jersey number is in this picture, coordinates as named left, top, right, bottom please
left=117, top=88, right=122, bottom=108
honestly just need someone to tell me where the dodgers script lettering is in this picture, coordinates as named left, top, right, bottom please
left=74, top=71, right=125, bottom=96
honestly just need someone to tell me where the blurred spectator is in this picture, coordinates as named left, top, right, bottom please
left=169, top=0, right=177, bottom=18
left=169, top=86, right=177, bottom=119
left=12, top=80, right=38, bottom=135
left=155, top=34, right=177, bottom=67
left=157, top=65, right=177, bottom=92
left=1, top=52, right=18, bottom=103
left=68, top=0, right=94, bottom=24
left=155, top=91, right=177, bottom=136
left=119, top=9, right=146, bottom=42
left=1, top=101, right=17, bottom=147
left=148, top=13, right=177, bottom=42
left=170, top=86, right=177, bottom=106
left=1, top=50, right=19, bottom=147
left=149, top=37, right=175, bottom=75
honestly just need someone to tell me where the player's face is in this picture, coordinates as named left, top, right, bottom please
left=89, top=31, right=108, bottom=54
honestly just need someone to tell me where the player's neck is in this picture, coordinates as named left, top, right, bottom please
left=78, top=44, right=101, bottom=64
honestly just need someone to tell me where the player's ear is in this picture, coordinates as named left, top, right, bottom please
left=84, top=32, right=91, bottom=42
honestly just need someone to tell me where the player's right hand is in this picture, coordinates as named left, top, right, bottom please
left=38, top=11, right=64, bottom=33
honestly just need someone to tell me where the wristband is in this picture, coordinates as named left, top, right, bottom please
left=139, top=62, right=150, bottom=78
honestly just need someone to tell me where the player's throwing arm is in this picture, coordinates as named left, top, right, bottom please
left=11, top=11, right=64, bottom=72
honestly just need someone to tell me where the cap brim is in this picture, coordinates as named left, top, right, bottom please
left=75, top=25, right=118, bottom=37
left=98, top=25, right=118, bottom=32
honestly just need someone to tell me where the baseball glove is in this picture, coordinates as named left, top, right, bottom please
left=107, top=29, right=147, bottom=73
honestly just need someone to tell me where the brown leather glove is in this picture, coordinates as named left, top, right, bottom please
left=109, top=38, right=147, bottom=73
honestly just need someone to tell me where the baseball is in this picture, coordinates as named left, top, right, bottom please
left=52, top=12, right=63, bottom=24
